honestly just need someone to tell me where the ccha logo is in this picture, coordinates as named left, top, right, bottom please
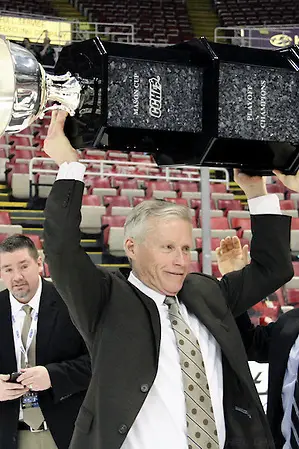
left=270, top=34, right=293, bottom=47
left=149, top=76, right=162, bottom=118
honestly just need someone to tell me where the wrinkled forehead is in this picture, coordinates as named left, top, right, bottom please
left=144, top=216, right=193, bottom=242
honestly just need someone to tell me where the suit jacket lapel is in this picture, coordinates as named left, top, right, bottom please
left=0, top=291, right=17, bottom=372
left=178, top=278, right=253, bottom=388
left=36, top=280, right=59, bottom=366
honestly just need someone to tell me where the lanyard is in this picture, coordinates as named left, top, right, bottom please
left=12, top=309, right=38, bottom=367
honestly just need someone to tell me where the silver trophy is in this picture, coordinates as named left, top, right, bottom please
left=0, top=35, right=82, bottom=136
left=1, top=33, right=299, bottom=174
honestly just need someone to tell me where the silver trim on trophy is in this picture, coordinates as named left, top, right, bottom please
left=0, top=35, right=82, bottom=136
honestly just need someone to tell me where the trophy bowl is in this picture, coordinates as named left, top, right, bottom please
left=0, top=36, right=46, bottom=135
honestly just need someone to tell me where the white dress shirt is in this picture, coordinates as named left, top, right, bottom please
left=124, top=272, right=224, bottom=449
left=56, top=161, right=282, bottom=449
left=10, top=276, right=42, bottom=420
left=10, top=276, right=42, bottom=372
left=281, top=335, right=299, bottom=448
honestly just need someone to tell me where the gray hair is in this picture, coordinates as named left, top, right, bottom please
left=124, top=199, right=193, bottom=244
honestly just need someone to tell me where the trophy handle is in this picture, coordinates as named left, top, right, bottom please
left=41, top=71, right=82, bottom=118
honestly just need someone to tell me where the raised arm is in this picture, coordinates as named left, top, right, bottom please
left=219, top=170, right=293, bottom=317
left=43, top=111, right=112, bottom=346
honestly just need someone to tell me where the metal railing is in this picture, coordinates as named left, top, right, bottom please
left=0, top=12, right=135, bottom=46
left=28, top=157, right=230, bottom=198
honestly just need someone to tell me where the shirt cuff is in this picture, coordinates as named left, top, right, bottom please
left=56, top=162, right=86, bottom=182
left=248, top=193, right=282, bottom=215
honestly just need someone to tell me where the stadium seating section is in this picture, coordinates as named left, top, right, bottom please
left=1, top=111, right=299, bottom=323
left=214, top=0, right=299, bottom=26
left=0, top=0, right=57, bottom=16
left=71, top=0, right=193, bottom=43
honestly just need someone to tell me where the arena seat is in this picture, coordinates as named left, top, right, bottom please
left=101, top=215, right=127, bottom=246
left=82, top=195, right=102, bottom=206
left=218, top=199, right=243, bottom=216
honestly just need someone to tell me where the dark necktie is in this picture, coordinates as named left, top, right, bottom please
left=164, top=296, right=219, bottom=449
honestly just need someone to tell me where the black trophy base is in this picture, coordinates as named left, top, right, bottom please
left=55, top=37, right=299, bottom=174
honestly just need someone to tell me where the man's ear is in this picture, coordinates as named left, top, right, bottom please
left=124, top=237, right=137, bottom=260
left=37, top=255, right=44, bottom=274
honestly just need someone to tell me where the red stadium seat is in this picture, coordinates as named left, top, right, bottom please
left=210, top=184, right=227, bottom=193
left=200, top=217, right=229, bottom=230
left=293, top=262, right=299, bottom=277
left=87, top=178, right=111, bottom=189
left=101, top=215, right=127, bottom=245
left=287, top=289, right=299, bottom=305
left=82, top=195, right=101, bottom=206
left=195, top=238, right=221, bottom=251
left=24, top=234, right=42, bottom=249
left=280, top=200, right=296, bottom=210
left=266, top=183, right=286, bottom=194
left=218, top=199, right=243, bottom=216
left=113, top=179, right=138, bottom=189
left=0, top=212, right=11, bottom=224
left=231, top=218, right=251, bottom=237
left=103, top=195, right=130, bottom=207
left=291, top=218, right=299, bottom=230
left=144, top=181, right=173, bottom=197
left=190, top=199, right=216, bottom=210
left=174, top=182, right=199, bottom=193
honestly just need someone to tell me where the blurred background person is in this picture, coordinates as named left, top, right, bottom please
left=216, top=235, right=299, bottom=449
left=0, top=234, right=91, bottom=449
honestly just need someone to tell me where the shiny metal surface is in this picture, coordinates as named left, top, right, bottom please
left=0, top=36, right=15, bottom=136
left=0, top=36, right=82, bottom=136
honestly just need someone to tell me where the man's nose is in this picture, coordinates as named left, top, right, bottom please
left=174, top=249, right=185, bottom=265
left=13, top=270, right=24, bottom=281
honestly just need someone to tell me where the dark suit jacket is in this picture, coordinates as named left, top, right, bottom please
left=43, top=179, right=294, bottom=449
left=0, top=278, right=91, bottom=449
left=238, top=308, right=299, bottom=448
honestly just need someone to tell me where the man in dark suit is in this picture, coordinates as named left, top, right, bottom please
left=0, top=234, right=91, bottom=449
left=216, top=234, right=299, bottom=449
left=43, top=110, right=293, bottom=449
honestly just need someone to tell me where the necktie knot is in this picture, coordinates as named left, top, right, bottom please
left=22, top=305, right=33, bottom=316
left=22, top=304, right=33, bottom=316
left=164, top=296, right=176, bottom=306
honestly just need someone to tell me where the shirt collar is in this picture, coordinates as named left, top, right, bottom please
left=128, top=271, right=178, bottom=307
left=9, top=276, right=42, bottom=316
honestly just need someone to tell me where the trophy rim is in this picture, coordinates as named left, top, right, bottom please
left=0, top=36, right=16, bottom=137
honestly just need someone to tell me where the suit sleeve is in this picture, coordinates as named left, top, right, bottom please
left=219, top=214, right=293, bottom=317
left=45, top=345, right=91, bottom=404
left=43, top=180, right=112, bottom=345
left=235, top=312, right=274, bottom=362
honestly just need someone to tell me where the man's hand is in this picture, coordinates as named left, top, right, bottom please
left=234, top=169, right=267, bottom=199
left=0, top=374, right=28, bottom=401
left=216, top=236, right=250, bottom=276
left=43, top=110, right=79, bottom=166
left=17, top=366, right=52, bottom=392
left=273, top=169, right=299, bottom=193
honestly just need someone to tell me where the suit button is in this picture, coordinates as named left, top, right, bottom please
left=118, top=424, right=128, bottom=435
left=140, top=384, right=149, bottom=393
